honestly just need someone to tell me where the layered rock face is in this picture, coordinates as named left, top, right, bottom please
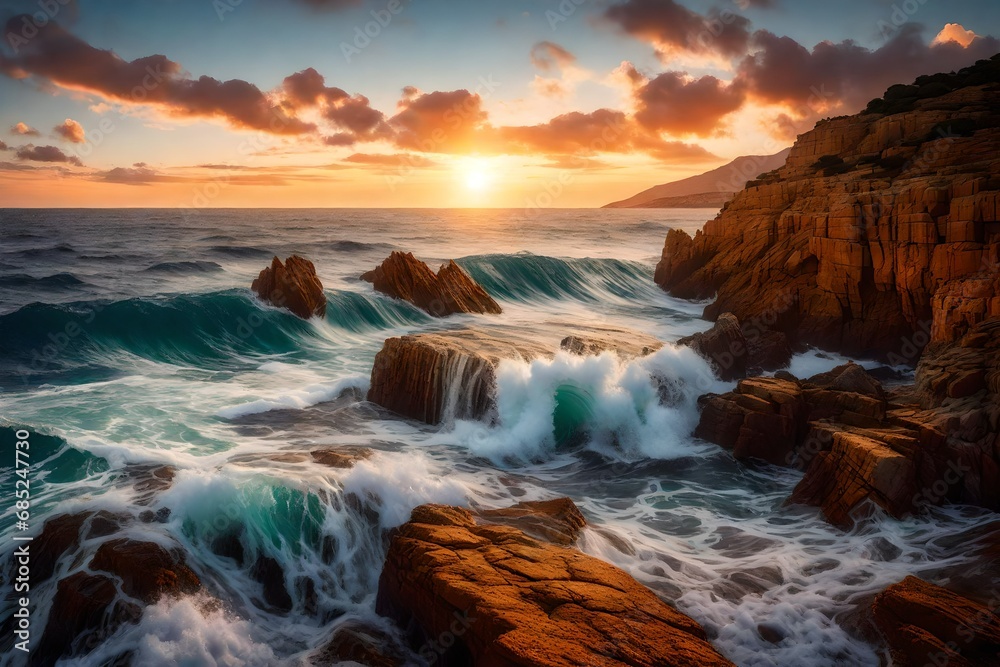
left=367, top=329, right=552, bottom=424
left=696, top=324, right=1000, bottom=526
left=655, top=59, right=1000, bottom=359
left=375, top=501, right=734, bottom=667
left=677, top=312, right=792, bottom=380
left=362, top=251, right=502, bottom=316
left=871, top=576, right=1000, bottom=667
left=367, top=326, right=663, bottom=425
left=251, top=255, right=327, bottom=319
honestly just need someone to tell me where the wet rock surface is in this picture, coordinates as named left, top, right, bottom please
left=251, top=254, right=327, bottom=319
left=375, top=501, right=735, bottom=667
left=362, top=251, right=502, bottom=316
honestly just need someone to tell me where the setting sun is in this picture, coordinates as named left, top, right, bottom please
left=461, top=159, right=494, bottom=192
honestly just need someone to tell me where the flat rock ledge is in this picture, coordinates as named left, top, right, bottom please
left=375, top=501, right=734, bottom=667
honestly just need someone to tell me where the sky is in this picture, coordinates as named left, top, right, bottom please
left=0, top=0, right=997, bottom=208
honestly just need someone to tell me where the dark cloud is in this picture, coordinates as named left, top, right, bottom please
left=54, top=118, right=85, bottom=143
left=736, top=25, right=1000, bottom=114
left=530, top=41, right=576, bottom=71
left=0, top=140, right=8, bottom=150
left=0, top=16, right=314, bottom=135
left=325, top=95, right=392, bottom=141
left=95, top=165, right=290, bottom=186
left=15, top=144, right=82, bottom=166
left=604, top=0, right=752, bottom=59
left=282, top=67, right=348, bottom=109
left=633, top=72, right=745, bottom=136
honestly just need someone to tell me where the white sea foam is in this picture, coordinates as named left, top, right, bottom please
left=216, top=375, right=370, bottom=419
left=448, top=344, right=729, bottom=463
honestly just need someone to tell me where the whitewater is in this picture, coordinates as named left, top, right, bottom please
left=1, top=208, right=996, bottom=666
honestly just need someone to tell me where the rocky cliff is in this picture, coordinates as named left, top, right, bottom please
left=655, top=56, right=1000, bottom=360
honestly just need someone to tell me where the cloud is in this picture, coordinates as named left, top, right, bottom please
left=531, top=77, right=570, bottom=99
left=736, top=25, right=1000, bottom=114
left=54, top=118, right=86, bottom=143
left=604, top=0, right=752, bottom=60
left=633, top=71, right=746, bottom=136
left=494, top=108, right=717, bottom=162
left=530, top=42, right=576, bottom=71
left=343, top=153, right=438, bottom=168
left=932, top=23, right=978, bottom=48
left=0, top=140, right=8, bottom=150
left=389, top=89, right=489, bottom=153
left=282, top=67, right=348, bottom=109
left=95, top=164, right=291, bottom=186
left=11, top=122, right=40, bottom=136
left=0, top=16, right=315, bottom=135
left=736, top=0, right=776, bottom=7
left=537, top=155, right=615, bottom=170
left=324, top=95, right=392, bottom=141
left=15, top=144, right=82, bottom=166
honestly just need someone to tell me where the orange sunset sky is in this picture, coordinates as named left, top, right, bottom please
left=0, top=0, right=997, bottom=208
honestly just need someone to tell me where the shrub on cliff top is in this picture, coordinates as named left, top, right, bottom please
left=863, top=54, right=1000, bottom=116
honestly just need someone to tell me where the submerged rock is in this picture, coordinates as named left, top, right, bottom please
left=361, top=251, right=502, bottom=316
left=376, top=502, right=734, bottom=667
left=872, top=576, right=1000, bottom=667
left=251, top=255, right=327, bottom=319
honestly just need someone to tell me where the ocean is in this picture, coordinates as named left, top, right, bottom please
left=1, top=208, right=995, bottom=666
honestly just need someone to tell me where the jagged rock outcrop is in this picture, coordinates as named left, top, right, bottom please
left=655, top=57, right=1000, bottom=360
left=367, top=326, right=662, bottom=425
left=375, top=502, right=734, bottom=667
left=252, top=255, right=327, bottom=319
left=362, top=251, right=502, bottom=316
left=676, top=312, right=793, bottom=381
left=871, top=576, right=1000, bottom=667
left=695, top=364, right=886, bottom=467
left=695, top=326, right=1000, bottom=527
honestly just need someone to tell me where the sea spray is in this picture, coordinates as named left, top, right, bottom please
left=448, top=344, right=731, bottom=463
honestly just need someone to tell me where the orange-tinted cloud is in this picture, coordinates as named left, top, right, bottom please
left=0, top=16, right=314, bottom=135
left=604, top=0, right=752, bottom=60
left=343, top=153, right=438, bottom=167
left=531, top=42, right=576, bottom=71
left=494, top=109, right=716, bottom=162
left=932, top=23, right=978, bottom=48
left=15, top=144, right=82, bottom=166
left=11, top=122, right=40, bottom=136
left=0, top=140, right=8, bottom=150
left=633, top=71, right=745, bottom=136
left=54, top=118, right=86, bottom=143
left=390, top=89, right=489, bottom=153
